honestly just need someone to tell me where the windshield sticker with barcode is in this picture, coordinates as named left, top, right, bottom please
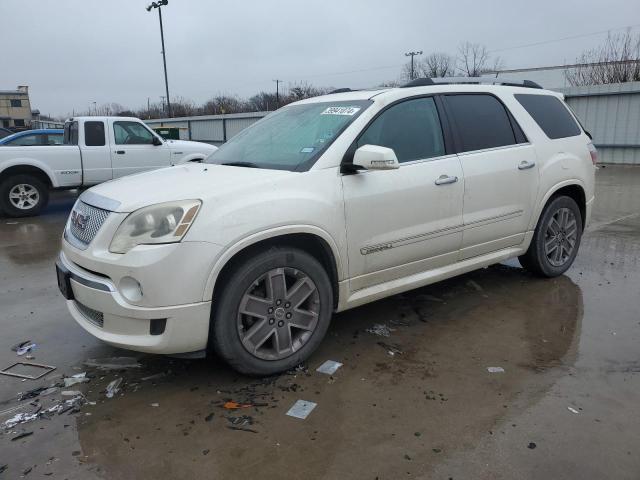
left=321, top=106, right=361, bottom=116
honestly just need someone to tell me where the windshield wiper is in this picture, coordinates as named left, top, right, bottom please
left=220, top=161, right=260, bottom=168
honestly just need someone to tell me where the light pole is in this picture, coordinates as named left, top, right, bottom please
left=146, top=0, right=172, bottom=117
left=273, top=79, right=282, bottom=109
left=405, top=51, right=423, bottom=80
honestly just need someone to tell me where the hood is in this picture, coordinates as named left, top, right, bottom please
left=165, top=139, right=217, bottom=152
left=82, top=163, right=291, bottom=213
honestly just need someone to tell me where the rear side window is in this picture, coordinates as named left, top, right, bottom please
left=84, top=121, right=106, bottom=146
left=445, top=94, right=517, bottom=152
left=515, top=94, right=581, bottom=139
left=357, top=97, right=445, bottom=163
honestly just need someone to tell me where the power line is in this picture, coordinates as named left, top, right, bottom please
left=489, top=23, right=640, bottom=53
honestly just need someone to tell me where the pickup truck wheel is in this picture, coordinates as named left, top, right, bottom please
left=519, top=195, right=583, bottom=277
left=211, top=247, right=333, bottom=376
left=0, top=175, right=49, bottom=217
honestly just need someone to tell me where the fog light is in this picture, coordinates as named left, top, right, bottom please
left=150, top=318, right=167, bottom=336
left=120, top=276, right=143, bottom=302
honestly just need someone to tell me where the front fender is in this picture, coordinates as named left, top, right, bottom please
left=201, top=224, right=343, bottom=302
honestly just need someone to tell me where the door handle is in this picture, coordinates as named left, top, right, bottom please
left=435, top=174, right=458, bottom=186
left=115, top=150, right=126, bottom=155
left=518, top=160, right=535, bottom=170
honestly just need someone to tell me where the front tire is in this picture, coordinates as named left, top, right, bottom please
left=519, top=195, right=583, bottom=277
left=0, top=174, right=49, bottom=217
left=210, top=247, right=333, bottom=376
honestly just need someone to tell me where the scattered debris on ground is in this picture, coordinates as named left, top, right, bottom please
left=0, top=362, right=56, bottom=380
left=10, top=431, right=33, bottom=441
left=84, top=357, right=142, bottom=370
left=105, top=378, right=123, bottom=398
left=377, top=341, right=403, bottom=356
left=487, top=367, right=505, bottom=373
left=316, top=360, right=343, bottom=375
left=466, top=280, right=483, bottom=292
left=11, top=340, right=37, bottom=357
left=63, top=373, right=90, bottom=387
left=226, top=426, right=258, bottom=434
left=366, top=323, right=395, bottom=337
left=528, top=442, right=537, bottom=449
left=223, top=401, right=268, bottom=410
left=567, top=406, right=580, bottom=414
left=286, top=399, right=317, bottom=420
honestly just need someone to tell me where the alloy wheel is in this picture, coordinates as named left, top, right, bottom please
left=544, top=207, right=578, bottom=267
left=237, top=267, right=320, bottom=361
left=9, top=183, right=39, bottom=210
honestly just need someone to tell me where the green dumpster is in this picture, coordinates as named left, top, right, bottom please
left=153, top=127, right=180, bottom=140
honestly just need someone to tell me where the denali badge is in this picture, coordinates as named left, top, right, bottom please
left=71, top=210, right=90, bottom=232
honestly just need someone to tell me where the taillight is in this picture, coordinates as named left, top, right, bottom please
left=587, top=142, right=598, bottom=166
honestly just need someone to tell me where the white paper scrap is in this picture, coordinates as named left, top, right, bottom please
left=286, top=400, right=317, bottom=420
left=316, top=360, right=343, bottom=375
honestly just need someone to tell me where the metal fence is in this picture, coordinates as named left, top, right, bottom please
left=559, top=82, right=640, bottom=165
left=145, top=112, right=268, bottom=146
left=145, top=82, right=640, bottom=164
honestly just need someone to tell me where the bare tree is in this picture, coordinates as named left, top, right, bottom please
left=565, top=30, right=640, bottom=86
left=419, top=52, right=455, bottom=78
left=457, top=42, right=502, bottom=76
left=287, top=81, right=330, bottom=101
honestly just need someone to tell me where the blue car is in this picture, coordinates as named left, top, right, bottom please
left=0, top=129, right=64, bottom=146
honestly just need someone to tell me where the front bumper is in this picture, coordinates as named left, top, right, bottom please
left=57, top=251, right=212, bottom=355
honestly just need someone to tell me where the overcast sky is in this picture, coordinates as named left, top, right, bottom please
left=1, top=0, right=638, bottom=117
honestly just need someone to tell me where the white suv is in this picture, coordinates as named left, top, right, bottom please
left=56, top=79, right=596, bottom=375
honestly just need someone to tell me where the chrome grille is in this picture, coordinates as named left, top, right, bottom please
left=65, top=200, right=110, bottom=250
left=75, top=301, right=104, bottom=328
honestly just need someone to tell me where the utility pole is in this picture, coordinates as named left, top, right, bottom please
left=92, top=101, right=97, bottom=116
left=404, top=51, right=423, bottom=80
left=147, top=97, right=151, bottom=118
left=146, top=1, right=172, bottom=117
left=273, top=79, right=283, bottom=109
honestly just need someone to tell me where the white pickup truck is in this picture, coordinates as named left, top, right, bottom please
left=0, top=116, right=217, bottom=217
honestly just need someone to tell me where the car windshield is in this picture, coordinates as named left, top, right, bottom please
left=205, top=100, right=371, bottom=171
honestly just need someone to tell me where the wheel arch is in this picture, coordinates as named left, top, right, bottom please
left=204, top=226, right=343, bottom=310
left=533, top=180, right=587, bottom=232
left=0, top=163, right=55, bottom=188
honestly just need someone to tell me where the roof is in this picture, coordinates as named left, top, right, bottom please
left=293, top=82, right=561, bottom=106
left=0, top=90, right=29, bottom=96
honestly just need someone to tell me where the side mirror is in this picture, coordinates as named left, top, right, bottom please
left=152, top=136, right=163, bottom=146
left=353, top=144, right=399, bottom=171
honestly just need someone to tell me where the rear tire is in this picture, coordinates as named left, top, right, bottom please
left=210, top=247, right=333, bottom=376
left=519, top=195, right=583, bottom=277
left=0, top=174, right=49, bottom=217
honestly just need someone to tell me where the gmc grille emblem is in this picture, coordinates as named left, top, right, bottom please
left=71, top=210, right=90, bottom=232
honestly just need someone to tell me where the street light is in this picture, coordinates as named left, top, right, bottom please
left=405, top=51, right=423, bottom=80
left=146, top=0, right=172, bottom=117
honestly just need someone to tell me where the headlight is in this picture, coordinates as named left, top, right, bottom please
left=109, top=200, right=201, bottom=254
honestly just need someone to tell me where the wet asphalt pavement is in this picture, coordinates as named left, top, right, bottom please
left=1, top=165, right=639, bottom=479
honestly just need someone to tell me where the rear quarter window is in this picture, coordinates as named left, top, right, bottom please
left=515, top=94, right=581, bottom=139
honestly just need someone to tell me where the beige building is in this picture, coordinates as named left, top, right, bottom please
left=0, top=86, right=32, bottom=129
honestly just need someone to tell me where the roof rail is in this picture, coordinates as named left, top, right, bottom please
left=401, top=77, right=542, bottom=89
